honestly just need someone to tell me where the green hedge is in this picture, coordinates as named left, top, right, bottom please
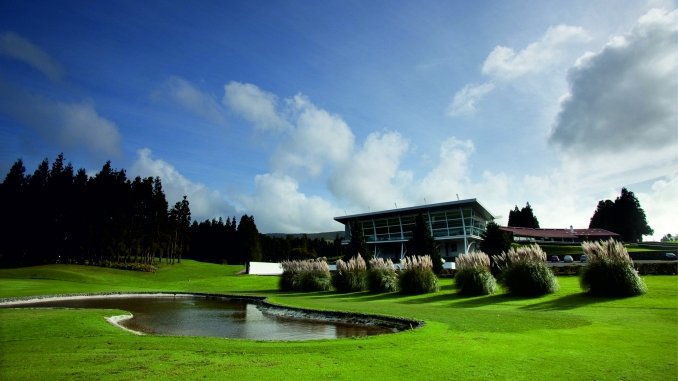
left=635, top=262, right=678, bottom=275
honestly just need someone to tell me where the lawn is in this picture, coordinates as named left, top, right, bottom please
left=0, top=260, right=676, bottom=380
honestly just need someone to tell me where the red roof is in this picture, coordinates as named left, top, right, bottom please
left=499, top=226, right=620, bottom=239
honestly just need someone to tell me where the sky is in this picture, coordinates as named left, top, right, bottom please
left=0, top=0, right=676, bottom=239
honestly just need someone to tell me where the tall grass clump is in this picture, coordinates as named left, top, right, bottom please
left=398, top=255, right=439, bottom=294
left=495, top=244, right=559, bottom=296
left=454, top=251, right=496, bottom=295
left=279, top=258, right=332, bottom=292
left=332, top=254, right=368, bottom=293
left=580, top=239, right=647, bottom=296
left=367, top=258, right=398, bottom=293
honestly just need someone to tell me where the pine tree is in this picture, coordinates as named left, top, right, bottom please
left=507, top=202, right=540, bottom=228
left=345, top=219, right=373, bottom=261
left=590, top=188, right=653, bottom=242
left=406, top=213, right=442, bottom=274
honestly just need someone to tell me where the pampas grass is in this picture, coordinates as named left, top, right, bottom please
left=398, top=255, right=439, bottom=294
left=580, top=239, right=647, bottom=296
left=279, top=258, right=332, bottom=292
left=367, top=258, right=398, bottom=293
left=332, top=254, right=368, bottom=293
left=495, top=244, right=559, bottom=296
left=454, top=251, right=496, bottom=295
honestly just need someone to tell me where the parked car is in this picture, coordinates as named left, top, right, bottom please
left=550, top=256, right=560, bottom=262
left=580, top=254, right=588, bottom=262
left=665, top=253, right=677, bottom=261
left=563, top=255, right=573, bottom=263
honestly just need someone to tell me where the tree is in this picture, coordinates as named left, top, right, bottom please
left=661, top=234, right=676, bottom=242
left=479, top=221, right=511, bottom=256
left=237, top=215, right=262, bottom=264
left=345, top=219, right=373, bottom=261
left=507, top=202, right=540, bottom=228
left=406, top=213, right=442, bottom=274
left=589, top=188, right=653, bottom=242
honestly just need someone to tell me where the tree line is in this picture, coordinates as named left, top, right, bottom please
left=0, top=154, right=191, bottom=268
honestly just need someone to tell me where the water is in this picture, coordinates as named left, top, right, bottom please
left=4, top=296, right=393, bottom=340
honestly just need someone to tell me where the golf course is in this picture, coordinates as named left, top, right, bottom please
left=1, top=260, right=676, bottom=380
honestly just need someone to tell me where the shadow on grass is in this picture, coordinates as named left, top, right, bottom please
left=519, top=293, right=619, bottom=311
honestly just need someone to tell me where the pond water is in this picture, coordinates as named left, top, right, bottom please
left=5, top=296, right=393, bottom=340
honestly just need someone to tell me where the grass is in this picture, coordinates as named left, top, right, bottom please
left=518, top=243, right=666, bottom=256
left=0, top=260, right=677, bottom=380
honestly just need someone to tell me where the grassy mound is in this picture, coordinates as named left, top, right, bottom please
left=496, top=244, right=559, bottom=296
left=454, top=252, right=496, bottom=295
left=580, top=239, right=647, bottom=296
left=398, top=255, right=439, bottom=294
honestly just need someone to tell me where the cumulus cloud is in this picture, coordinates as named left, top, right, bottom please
left=130, top=148, right=237, bottom=222
left=151, top=76, right=226, bottom=125
left=0, top=76, right=121, bottom=156
left=223, top=81, right=290, bottom=131
left=446, top=82, right=495, bottom=117
left=328, top=131, right=410, bottom=210
left=273, top=94, right=355, bottom=177
left=0, top=32, right=65, bottom=83
left=482, top=25, right=591, bottom=80
left=637, top=173, right=678, bottom=241
left=549, top=8, right=678, bottom=155
left=415, top=137, right=475, bottom=203
left=237, top=172, right=342, bottom=233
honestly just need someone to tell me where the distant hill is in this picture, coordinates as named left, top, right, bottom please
left=265, top=231, right=344, bottom=241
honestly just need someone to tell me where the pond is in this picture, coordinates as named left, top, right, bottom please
left=2, top=295, right=395, bottom=341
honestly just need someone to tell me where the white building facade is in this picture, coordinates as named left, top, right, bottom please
left=334, top=199, right=496, bottom=261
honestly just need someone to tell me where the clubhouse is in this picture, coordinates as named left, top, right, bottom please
left=334, top=199, right=497, bottom=261
left=499, top=226, right=621, bottom=244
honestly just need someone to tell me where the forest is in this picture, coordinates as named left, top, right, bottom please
left=0, top=154, right=343, bottom=270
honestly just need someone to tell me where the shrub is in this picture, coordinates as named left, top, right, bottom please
left=398, top=255, right=439, bottom=295
left=635, top=262, right=678, bottom=275
left=332, top=254, right=367, bottom=293
left=279, top=258, right=332, bottom=292
left=367, top=258, right=398, bottom=293
left=495, top=244, right=559, bottom=296
left=454, top=252, right=496, bottom=295
left=580, top=240, right=647, bottom=296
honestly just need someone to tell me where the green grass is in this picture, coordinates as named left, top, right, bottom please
left=1, top=260, right=677, bottom=380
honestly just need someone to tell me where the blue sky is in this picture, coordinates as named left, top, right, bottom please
left=1, top=0, right=676, bottom=238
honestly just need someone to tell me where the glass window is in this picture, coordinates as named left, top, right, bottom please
left=389, top=225, right=402, bottom=234
left=376, top=227, right=388, bottom=235
left=433, top=229, right=448, bottom=237
left=446, top=210, right=461, bottom=219
left=400, top=216, right=415, bottom=225
left=387, top=218, right=400, bottom=226
left=375, top=219, right=387, bottom=227
left=432, top=220, right=447, bottom=229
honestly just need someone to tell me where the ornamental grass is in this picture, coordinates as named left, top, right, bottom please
left=398, top=255, right=439, bottom=295
left=279, top=258, right=332, bottom=292
left=454, top=251, right=496, bottom=296
left=332, top=254, right=368, bottom=293
left=367, top=258, right=399, bottom=293
left=579, top=239, right=647, bottom=296
left=495, top=244, right=559, bottom=296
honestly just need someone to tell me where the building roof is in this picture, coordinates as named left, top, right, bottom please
left=334, top=198, right=496, bottom=224
left=499, top=226, right=620, bottom=238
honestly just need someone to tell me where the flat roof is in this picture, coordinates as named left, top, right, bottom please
left=500, top=226, right=620, bottom=238
left=334, top=198, right=496, bottom=224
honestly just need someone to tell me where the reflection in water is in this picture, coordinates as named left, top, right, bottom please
left=5, top=296, right=393, bottom=340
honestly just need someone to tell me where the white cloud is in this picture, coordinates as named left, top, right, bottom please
left=550, top=8, right=678, bottom=157
left=151, top=76, right=226, bottom=125
left=237, top=172, right=341, bottom=233
left=0, top=32, right=65, bottom=83
left=637, top=173, right=678, bottom=241
left=273, top=94, right=355, bottom=177
left=0, top=76, right=121, bottom=157
left=482, top=25, right=591, bottom=80
left=130, top=148, right=237, bottom=223
left=328, top=131, right=410, bottom=210
left=415, top=137, right=475, bottom=203
left=223, top=81, right=290, bottom=131
left=446, top=82, right=495, bottom=117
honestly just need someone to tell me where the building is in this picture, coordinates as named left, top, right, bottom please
left=499, top=226, right=621, bottom=244
left=334, top=199, right=497, bottom=261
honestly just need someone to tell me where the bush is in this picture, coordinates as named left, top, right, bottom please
left=279, top=258, right=332, bottom=292
left=454, top=252, right=496, bottom=295
left=635, top=262, right=678, bottom=275
left=398, top=255, right=439, bottom=295
left=332, top=254, right=367, bottom=293
left=367, top=258, right=398, bottom=293
left=580, top=240, right=647, bottom=296
left=495, top=244, right=559, bottom=296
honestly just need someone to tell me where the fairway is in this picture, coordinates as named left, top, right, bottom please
left=1, top=260, right=676, bottom=380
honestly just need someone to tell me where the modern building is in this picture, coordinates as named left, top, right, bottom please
left=334, top=199, right=497, bottom=261
left=499, top=226, right=621, bottom=244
